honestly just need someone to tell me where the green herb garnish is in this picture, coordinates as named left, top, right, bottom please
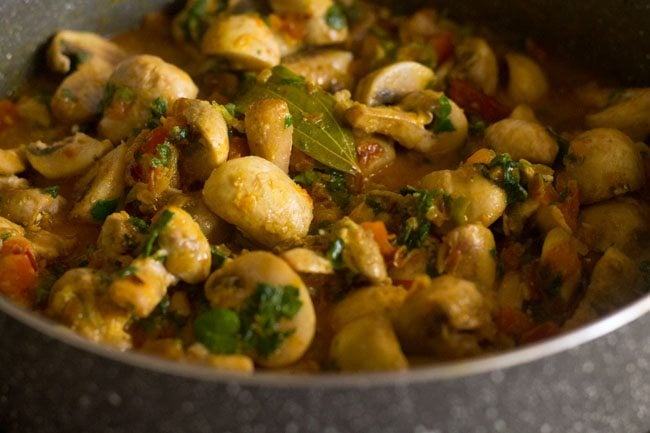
left=487, top=153, right=528, bottom=204
left=142, top=209, right=174, bottom=257
left=433, top=94, right=456, bottom=133
left=326, top=170, right=351, bottom=209
left=90, top=198, right=119, bottom=221
left=239, top=283, right=303, bottom=358
left=324, top=4, right=347, bottom=30
left=396, top=216, right=430, bottom=249
left=40, top=185, right=60, bottom=198
left=284, top=114, right=293, bottom=128
left=326, top=238, right=345, bottom=269
left=194, top=308, right=241, bottom=354
left=128, top=217, right=149, bottom=234
left=150, top=141, right=173, bottom=168
left=293, top=170, right=318, bottom=187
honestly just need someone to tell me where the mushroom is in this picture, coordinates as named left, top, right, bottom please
left=282, top=49, right=354, bottom=91
left=0, top=148, right=26, bottom=176
left=70, top=143, right=129, bottom=223
left=563, top=128, right=644, bottom=204
left=201, top=15, right=281, bottom=71
left=270, top=0, right=348, bottom=46
left=485, top=118, right=558, bottom=164
left=355, top=61, right=435, bottom=106
left=26, top=132, right=113, bottom=179
left=333, top=217, right=390, bottom=285
left=504, top=52, right=549, bottom=105
left=48, top=30, right=127, bottom=125
left=585, top=88, right=650, bottom=141
left=172, top=98, right=230, bottom=183
left=451, top=37, right=498, bottom=95
left=330, top=285, right=408, bottom=332
left=47, top=268, right=132, bottom=350
left=244, top=98, right=293, bottom=173
left=345, top=90, right=468, bottom=157
left=98, top=55, right=198, bottom=143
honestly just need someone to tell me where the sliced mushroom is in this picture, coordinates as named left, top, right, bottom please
left=452, top=37, right=498, bottom=95
left=0, top=183, right=65, bottom=228
left=109, top=256, right=177, bottom=318
left=173, top=98, right=229, bottom=183
left=48, top=31, right=128, bottom=125
left=345, top=90, right=468, bottom=157
left=504, top=52, right=549, bottom=105
left=99, top=55, right=199, bottom=143
left=70, top=143, right=128, bottom=223
left=0, top=148, right=26, bottom=176
left=282, top=49, right=353, bottom=91
left=485, top=118, right=558, bottom=164
left=330, top=285, right=408, bottom=332
left=47, top=30, right=127, bottom=74
left=539, top=227, right=582, bottom=303
left=334, top=217, right=389, bottom=285
left=585, top=88, right=650, bottom=141
left=355, top=61, right=435, bottom=106
left=201, top=15, right=281, bottom=71
left=244, top=98, right=293, bottom=173
left=354, top=133, right=396, bottom=176
left=280, top=248, right=334, bottom=274
left=26, top=133, right=113, bottom=179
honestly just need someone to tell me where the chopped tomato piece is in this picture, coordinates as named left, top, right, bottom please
left=0, top=237, right=38, bottom=307
left=0, top=99, right=21, bottom=131
left=464, top=148, right=496, bottom=166
left=520, top=321, right=560, bottom=344
left=430, top=31, right=454, bottom=64
left=448, top=79, right=508, bottom=123
left=393, top=279, right=414, bottom=289
left=495, top=306, right=533, bottom=338
left=142, top=126, right=170, bottom=154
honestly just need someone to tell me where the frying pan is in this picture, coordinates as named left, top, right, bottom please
left=1, top=1, right=649, bottom=432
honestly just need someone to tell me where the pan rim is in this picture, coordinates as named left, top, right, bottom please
left=2, top=291, right=649, bottom=388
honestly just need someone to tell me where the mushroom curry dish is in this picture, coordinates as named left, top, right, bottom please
left=1, top=0, right=649, bottom=374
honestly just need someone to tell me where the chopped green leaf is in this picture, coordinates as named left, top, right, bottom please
left=194, top=308, right=241, bottom=354
left=397, top=216, right=430, bottom=249
left=239, top=283, right=303, bottom=358
left=0, top=232, right=12, bottom=241
left=170, top=125, right=189, bottom=141
left=40, top=185, right=60, bottom=198
left=114, top=86, right=136, bottom=103
left=433, top=94, right=455, bottom=133
left=210, top=244, right=231, bottom=271
left=488, top=153, right=528, bottom=204
left=150, top=141, right=173, bottom=168
left=468, top=115, right=486, bottom=136
left=90, top=198, right=119, bottom=221
left=325, top=170, right=351, bottom=209
left=147, top=97, right=168, bottom=129
left=142, top=209, right=174, bottom=257
left=284, top=114, right=293, bottom=128
left=542, top=272, right=563, bottom=298
left=128, top=217, right=149, bottom=234
left=326, top=238, right=345, bottom=269
left=235, top=66, right=359, bottom=174
left=224, top=103, right=237, bottom=117
left=325, top=4, right=347, bottom=30
left=293, top=170, right=318, bottom=187
left=365, top=196, right=385, bottom=215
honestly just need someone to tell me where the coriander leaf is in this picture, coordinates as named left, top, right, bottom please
left=117, top=266, right=138, bottom=278
left=325, top=170, right=351, bottom=209
left=239, top=283, right=303, bottom=358
left=150, top=141, right=173, bottom=168
left=210, top=244, right=231, bottom=271
left=397, top=216, right=430, bottom=249
left=235, top=66, right=359, bottom=174
left=325, top=4, right=347, bottom=30
left=433, top=94, right=456, bottom=133
left=326, top=238, right=345, bottom=269
left=194, top=308, right=241, bottom=354
left=90, top=198, right=119, bottom=221
left=142, top=209, right=174, bottom=257
left=468, top=115, right=486, bottom=136
left=365, top=196, right=385, bottom=214
left=114, top=86, right=136, bottom=103
left=128, top=217, right=149, bottom=234
left=0, top=232, right=12, bottom=241
left=293, top=170, right=318, bottom=187
left=284, top=114, right=293, bottom=128
left=40, top=185, right=60, bottom=198
left=147, top=97, right=168, bottom=128
left=488, top=153, right=528, bottom=204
